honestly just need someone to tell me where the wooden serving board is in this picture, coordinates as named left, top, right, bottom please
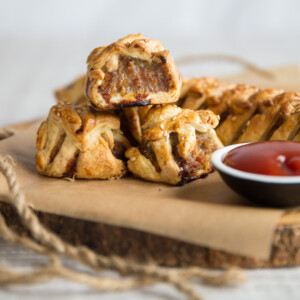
left=1, top=121, right=300, bottom=268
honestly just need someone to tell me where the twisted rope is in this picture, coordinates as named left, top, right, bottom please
left=176, top=54, right=274, bottom=79
left=0, top=156, right=246, bottom=299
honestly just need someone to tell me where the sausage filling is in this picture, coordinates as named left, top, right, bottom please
left=99, top=55, right=170, bottom=103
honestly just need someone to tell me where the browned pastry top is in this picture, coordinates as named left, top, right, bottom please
left=125, top=105, right=222, bottom=185
left=36, top=105, right=130, bottom=179
left=178, top=77, right=300, bottom=145
left=85, top=34, right=182, bottom=109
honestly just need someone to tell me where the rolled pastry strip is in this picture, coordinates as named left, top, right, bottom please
left=178, top=77, right=236, bottom=111
left=237, top=91, right=300, bottom=143
left=269, top=97, right=300, bottom=141
left=125, top=105, right=223, bottom=185
left=213, top=84, right=259, bottom=145
left=36, top=105, right=130, bottom=179
left=120, top=106, right=152, bottom=144
left=55, top=75, right=89, bottom=105
left=178, top=77, right=300, bottom=145
left=85, top=34, right=182, bottom=109
left=231, top=89, right=283, bottom=143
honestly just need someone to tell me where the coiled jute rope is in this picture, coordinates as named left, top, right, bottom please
left=0, top=155, right=246, bottom=300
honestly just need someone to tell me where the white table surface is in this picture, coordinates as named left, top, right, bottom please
left=1, top=1, right=300, bottom=297
left=0, top=236, right=300, bottom=300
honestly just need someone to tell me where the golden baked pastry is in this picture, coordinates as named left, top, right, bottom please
left=36, top=105, right=130, bottom=179
left=178, top=77, right=300, bottom=145
left=120, top=106, right=152, bottom=144
left=55, top=75, right=89, bottom=105
left=53, top=75, right=152, bottom=145
left=53, top=74, right=300, bottom=147
left=125, top=105, right=222, bottom=185
left=85, top=34, right=182, bottom=109
left=269, top=100, right=300, bottom=141
left=120, top=78, right=230, bottom=145
left=213, top=84, right=259, bottom=145
left=53, top=75, right=151, bottom=144
left=178, top=77, right=236, bottom=111
left=293, top=131, right=300, bottom=142
left=236, top=91, right=300, bottom=143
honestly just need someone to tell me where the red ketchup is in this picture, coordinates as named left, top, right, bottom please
left=223, top=141, right=300, bottom=176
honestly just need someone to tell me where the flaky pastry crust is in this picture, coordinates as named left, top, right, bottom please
left=125, top=105, right=222, bottom=185
left=85, top=34, right=182, bottom=109
left=120, top=106, right=152, bottom=144
left=178, top=77, right=300, bottom=144
left=269, top=99, right=300, bottom=141
left=55, top=75, right=89, bottom=105
left=53, top=76, right=152, bottom=145
left=36, top=105, right=130, bottom=179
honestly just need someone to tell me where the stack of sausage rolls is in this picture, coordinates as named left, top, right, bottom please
left=37, top=34, right=299, bottom=185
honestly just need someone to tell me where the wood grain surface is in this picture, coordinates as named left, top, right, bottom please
left=1, top=121, right=300, bottom=268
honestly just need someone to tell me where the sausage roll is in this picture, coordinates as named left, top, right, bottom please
left=120, top=106, right=152, bottom=144
left=178, top=77, right=236, bottom=111
left=125, top=105, right=222, bottom=185
left=55, top=75, right=89, bottom=105
left=178, top=77, right=300, bottom=145
left=36, top=105, right=130, bottom=179
left=213, top=84, right=259, bottom=145
left=269, top=100, right=300, bottom=141
left=236, top=91, right=300, bottom=143
left=85, top=34, right=182, bottom=109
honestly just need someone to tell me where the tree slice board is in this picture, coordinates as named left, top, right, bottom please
left=0, top=121, right=300, bottom=269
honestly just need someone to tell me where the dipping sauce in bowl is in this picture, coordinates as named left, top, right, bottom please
left=223, top=141, right=300, bottom=176
left=211, top=141, right=300, bottom=207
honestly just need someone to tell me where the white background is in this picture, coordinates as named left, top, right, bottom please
left=0, top=1, right=300, bottom=299
left=1, top=0, right=300, bottom=126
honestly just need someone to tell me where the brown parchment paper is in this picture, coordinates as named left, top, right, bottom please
left=0, top=65, right=299, bottom=261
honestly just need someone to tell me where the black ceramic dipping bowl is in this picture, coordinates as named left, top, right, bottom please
left=211, top=143, right=300, bottom=207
